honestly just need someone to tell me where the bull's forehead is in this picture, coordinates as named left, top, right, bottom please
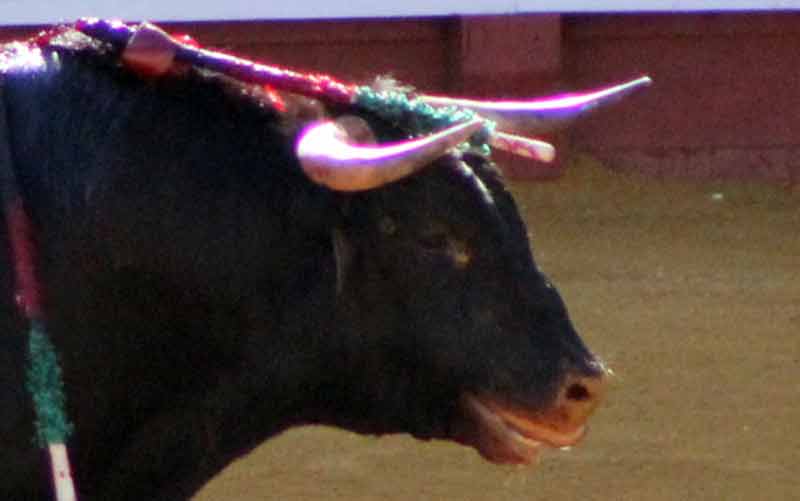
left=363, top=154, right=506, bottom=230
left=358, top=152, right=535, bottom=267
left=452, top=159, right=495, bottom=207
left=440, top=155, right=528, bottom=244
left=451, top=155, right=538, bottom=267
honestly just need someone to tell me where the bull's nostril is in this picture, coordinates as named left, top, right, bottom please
left=555, top=372, right=608, bottom=427
left=565, top=383, right=591, bottom=402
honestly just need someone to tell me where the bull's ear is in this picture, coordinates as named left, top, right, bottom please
left=332, top=228, right=353, bottom=296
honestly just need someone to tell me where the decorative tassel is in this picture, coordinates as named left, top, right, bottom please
left=26, top=321, right=77, bottom=501
left=26, top=321, right=73, bottom=446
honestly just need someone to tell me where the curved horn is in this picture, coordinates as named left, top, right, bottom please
left=489, top=132, right=555, bottom=163
left=421, top=76, right=652, bottom=134
left=296, top=117, right=484, bottom=192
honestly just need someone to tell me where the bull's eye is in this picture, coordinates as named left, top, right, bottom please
left=418, top=232, right=471, bottom=268
left=449, top=239, right=471, bottom=268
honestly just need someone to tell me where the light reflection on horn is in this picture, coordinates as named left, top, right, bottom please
left=421, top=76, right=652, bottom=134
left=296, top=117, right=485, bottom=192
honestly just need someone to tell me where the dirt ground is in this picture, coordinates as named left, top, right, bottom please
left=195, top=156, right=799, bottom=500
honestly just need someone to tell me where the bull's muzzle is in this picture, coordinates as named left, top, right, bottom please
left=462, top=366, right=609, bottom=465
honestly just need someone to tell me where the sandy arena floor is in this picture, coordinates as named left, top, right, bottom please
left=195, top=156, right=799, bottom=500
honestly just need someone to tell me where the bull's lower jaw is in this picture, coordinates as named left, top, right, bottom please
left=459, top=394, right=586, bottom=465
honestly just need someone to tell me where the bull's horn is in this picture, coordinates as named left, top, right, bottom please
left=296, top=117, right=484, bottom=192
left=489, top=132, right=555, bottom=163
left=421, top=76, right=652, bottom=134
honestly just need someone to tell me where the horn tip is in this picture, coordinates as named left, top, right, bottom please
left=624, top=75, right=653, bottom=92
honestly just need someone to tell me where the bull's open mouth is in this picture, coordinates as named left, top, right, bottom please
left=461, top=394, right=586, bottom=465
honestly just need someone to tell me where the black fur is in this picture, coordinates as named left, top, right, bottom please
left=0, top=31, right=597, bottom=499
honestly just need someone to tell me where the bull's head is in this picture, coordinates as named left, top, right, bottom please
left=86, top=19, right=649, bottom=464
left=319, top=149, right=605, bottom=463
left=288, top=72, right=649, bottom=463
left=288, top=80, right=648, bottom=462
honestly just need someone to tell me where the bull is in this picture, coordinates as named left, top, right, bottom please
left=0, top=20, right=647, bottom=500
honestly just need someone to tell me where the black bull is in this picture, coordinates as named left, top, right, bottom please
left=1, top=28, right=608, bottom=499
